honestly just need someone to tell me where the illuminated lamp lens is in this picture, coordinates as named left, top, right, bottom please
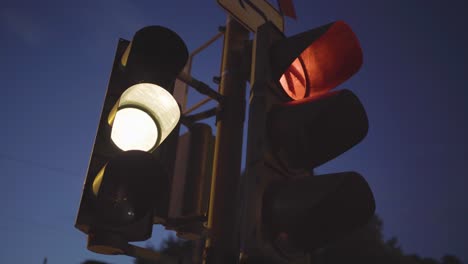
left=279, top=21, right=363, bottom=100
left=111, top=108, right=158, bottom=152
left=280, top=56, right=308, bottom=100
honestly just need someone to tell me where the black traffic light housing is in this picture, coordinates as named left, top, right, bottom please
left=268, top=89, right=368, bottom=171
left=75, top=26, right=188, bottom=254
left=263, top=172, right=375, bottom=254
left=241, top=21, right=375, bottom=263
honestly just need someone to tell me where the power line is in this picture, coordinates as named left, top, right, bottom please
left=0, top=153, right=80, bottom=176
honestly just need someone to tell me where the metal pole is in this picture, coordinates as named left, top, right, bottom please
left=204, top=16, right=249, bottom=264
left=173, top=30, right=224, bottom=111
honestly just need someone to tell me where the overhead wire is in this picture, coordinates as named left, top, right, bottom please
left=0, top=153, right=80, bottom=176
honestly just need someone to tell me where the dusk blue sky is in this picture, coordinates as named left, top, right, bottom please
left=1, top=0, right=467, bottom=263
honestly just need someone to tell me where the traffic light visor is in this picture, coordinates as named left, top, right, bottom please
left=123, top=26, right=189, bottom=89
left=268, top=89, right=368, bottom=170
left=264, top=172, right=375, bottom=252
left=110, top=83, right=180, bottom=152
left=274, top=21, right=363, bottom=100
left=92, top=151, right=166, bottom=227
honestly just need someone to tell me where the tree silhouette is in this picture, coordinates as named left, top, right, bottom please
left=312, top=215, right=463, bottom=264
left=134, top=235, right=192, bottom=264
left=442, top=255, right=463, bottom=264
left=312, top=215, right=390, bottom=263
left=84, top=215, right=463, bottom=264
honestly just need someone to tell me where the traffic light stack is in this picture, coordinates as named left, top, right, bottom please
left=240, top=21, right=375, bottom=263
left=75, top=26, right=189, bottom=254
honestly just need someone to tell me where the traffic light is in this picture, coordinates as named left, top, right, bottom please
left=75, top=26, right=188, bottom=254
left=241, top=21, right=375, bottom=262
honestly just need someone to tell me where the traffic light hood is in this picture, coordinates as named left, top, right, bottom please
left=270, top=21, right=363, bottom=100
left=263, top=171, right=375, bottom=253
left=89, top=150, right=170, bottom=242
left=92, top=151, right=168, bottom=227
left=267, top=89, right=369, bottom=171
left=122, top=25, right=189, bottom=89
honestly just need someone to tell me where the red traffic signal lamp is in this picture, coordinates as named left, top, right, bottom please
left=270, top=21, right=363, bottom=100
left=241, top=21, right=375, bottom=263
left=75, top=26, right=188, bottom=255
